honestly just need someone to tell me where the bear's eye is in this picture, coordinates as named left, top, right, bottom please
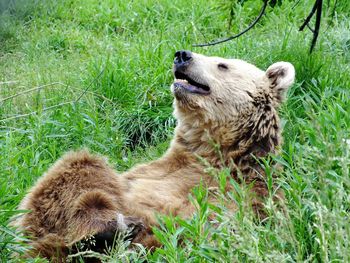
left=218, top=63, right=229, bottom=70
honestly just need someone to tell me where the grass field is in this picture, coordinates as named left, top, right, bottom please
left=1, top=0, right=350, bottom=262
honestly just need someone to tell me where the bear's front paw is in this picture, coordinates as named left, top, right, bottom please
left=79, top=214, right=145, bottom=253
left=103, top=213, right=145, bottom=241
left=123, top=216, right=145, bottom=240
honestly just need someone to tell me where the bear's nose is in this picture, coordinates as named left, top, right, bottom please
left=174, top=50, right=193, bottom=66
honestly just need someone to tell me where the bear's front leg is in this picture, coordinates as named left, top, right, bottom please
left=13, top=150, right=139, bottom=260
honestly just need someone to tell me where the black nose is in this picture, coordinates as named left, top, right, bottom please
left=174, top=50, right=192, bottom=65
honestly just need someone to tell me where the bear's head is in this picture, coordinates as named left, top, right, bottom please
left=170, top=51, right=295, bottom=162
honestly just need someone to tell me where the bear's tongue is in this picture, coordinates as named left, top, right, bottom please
left=174, top=79, right=210, bottom=95
left=173, top=71, right=210, bottom=94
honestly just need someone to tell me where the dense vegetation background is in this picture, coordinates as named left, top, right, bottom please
left=0, top=0, right=349, bottom=261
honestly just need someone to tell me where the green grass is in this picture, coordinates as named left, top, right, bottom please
left=1, top=0, right=350, bottom=261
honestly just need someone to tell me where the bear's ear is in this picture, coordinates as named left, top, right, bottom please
left=265, top=62, right=295, bottom=104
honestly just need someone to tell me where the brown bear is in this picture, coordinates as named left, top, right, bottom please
left=12, top=50, right=295, bottom=261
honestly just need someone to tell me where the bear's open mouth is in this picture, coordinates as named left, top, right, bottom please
left=173, top=71, right=210, bottom=95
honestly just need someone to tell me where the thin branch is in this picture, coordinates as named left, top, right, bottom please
left=306, top=23, right=315, bottom=33
left=75, top=67, right=105, bottom=102
left=193, top=0, right=269, bottom=47
left=0, top=82, right=61, bottom=103
left=0, top=67, right=105, bottom=122
left=310, top=0, right=323, bottom=53
left=1, top=81, right=115, bottom=106
left=0, top=81, right=18, bottom=85
left=0, top=101, right=75, bottom=122
left=299, top=0, right=323, bottom=53
left=68, top=87, right=116, bottom=105
left=299, top=0, right=318, bottom=31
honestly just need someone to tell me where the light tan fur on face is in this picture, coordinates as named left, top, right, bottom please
left=12, top=52, right=295, bottom=261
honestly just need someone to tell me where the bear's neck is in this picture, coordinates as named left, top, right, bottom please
left=165, top=106, right=281, bottom=174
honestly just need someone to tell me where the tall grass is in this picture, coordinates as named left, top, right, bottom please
left=1, top=0, right=349, bottom=261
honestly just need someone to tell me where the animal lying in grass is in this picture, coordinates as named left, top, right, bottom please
left=12, top=51, right=295, bottom=260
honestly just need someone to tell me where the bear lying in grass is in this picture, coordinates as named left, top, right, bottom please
left=12, top=51, right=295, bottom=260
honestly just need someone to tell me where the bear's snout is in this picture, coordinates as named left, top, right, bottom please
left=174, top=50, right=193, bottom=71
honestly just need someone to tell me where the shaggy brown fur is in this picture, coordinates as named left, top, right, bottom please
left=12, top=51, right=295, bottom=261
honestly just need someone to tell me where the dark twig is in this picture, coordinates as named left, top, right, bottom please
left=306, top=23, right=315, bottom=33
left=299, top=0, right=318, bottom=31
left=193, top=0, right=268, bottom=47
left=299, top=0, right=323, bottom=53
left=310, top=0, right=322, bottom=53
